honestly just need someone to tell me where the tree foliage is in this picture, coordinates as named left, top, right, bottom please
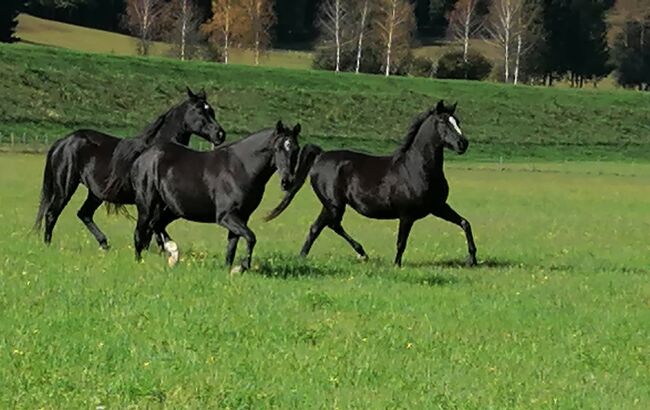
left=0, top=0, right=24, bottom=43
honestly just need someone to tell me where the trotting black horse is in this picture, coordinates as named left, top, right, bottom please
left=131, top=120, right=301, bottom=271
left=265, top=100, right=477, bottom=267
left=34, top=88, right=226, bottom=249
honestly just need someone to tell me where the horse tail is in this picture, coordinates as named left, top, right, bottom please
left=103, top=138, right=148, bottom=201
left=264, top=144, right=322, bottom=222
left=34, top=136, right=79, bottom=232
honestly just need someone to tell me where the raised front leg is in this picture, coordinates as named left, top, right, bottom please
left=394, top=218, right=414, bottom=267
left=300, top=208, right=329, bottom=258
left=77, top=191, right=109, bottom=250
left=218, top=213, right=256, bottom=273
left=431, top=203, right=477, bottom=267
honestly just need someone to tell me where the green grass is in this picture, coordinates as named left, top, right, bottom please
left=16, top=14, right=313, bottom=69
left=1, top=153, right=649, bottom=407
left=2, top=43, right=650, bottom=161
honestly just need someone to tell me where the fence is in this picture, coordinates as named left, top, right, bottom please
left=0, top=132, right=218, bottom=153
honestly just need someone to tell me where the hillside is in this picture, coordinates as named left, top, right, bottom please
left=16, top=14, right=313, bottom=69
left=1, top=43, right=649, bottom=161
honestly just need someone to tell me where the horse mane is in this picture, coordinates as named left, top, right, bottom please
left=393, top=108, right=433, bottom=160
left=103, top=102, right=184, bottom=200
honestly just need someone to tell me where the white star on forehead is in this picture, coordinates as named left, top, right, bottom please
left=283, top=140, right=291, bottom=151
left=204, top=103, right=210, bottom=110
left=449, top=116, right=462, bottom=135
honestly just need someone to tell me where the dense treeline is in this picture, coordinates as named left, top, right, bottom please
left=1, top=0, right=649, bottom=89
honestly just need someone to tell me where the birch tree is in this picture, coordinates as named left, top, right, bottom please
left=376, top=0, right=415, bottom=76
left=124, top=0, right=166, bottom=55
left=169, top=0, right=202, bottom=61
left=202, top=0, right=246, bottom=63
left=354, top=0, right=372, bottom=74
left=447, top=0, right=483, bottom=62
left=318, top=0, right=349, bottom=73
left=512, top=0, right=540, bottom=84
left=241, top=0, right=275, bottom=65
left=485, top=0, right=519, bottom=82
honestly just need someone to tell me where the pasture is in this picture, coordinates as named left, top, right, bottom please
left=1, top=153, right=649, bottom=408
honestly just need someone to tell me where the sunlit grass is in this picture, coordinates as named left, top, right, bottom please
left=1, top=153, right=648, bottom=407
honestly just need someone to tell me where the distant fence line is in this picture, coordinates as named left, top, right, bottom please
left=0, top=132, right=216, bottom=152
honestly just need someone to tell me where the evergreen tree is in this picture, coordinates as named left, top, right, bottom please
left=0, top=0, right=23, bottom=43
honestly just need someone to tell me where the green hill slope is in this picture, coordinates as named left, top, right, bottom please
left=16, top=14, right=313, bottom=69
left=1, top=43, right=649, bottom=161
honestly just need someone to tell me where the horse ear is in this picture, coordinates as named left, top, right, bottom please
left=187, top=87, right=197, bottom=100
left=435, top=100, right=445, bottom=114
left=276, top=120, right=284, bottom=133
left=451, top=102, right=457, bottom=114
left=197, top=88, right=207, bottom=100
left=293, top=123, right=301, bottom=136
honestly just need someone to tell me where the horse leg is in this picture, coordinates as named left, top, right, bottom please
left=44, top=180, right=79, bottom=245
left=77, top=191, right=109, bottom=250
left=327, top=208, right=368, bottom=261
left=394, top=218, right=414, bottom=267
left=431, top=203, right=477, bottom=266
left=224, top=231, right=239, bottom=268
left=299, top=207, right=329, bottom=257
left=219, top=213, right=256, bottom=273
left=152, top=211, right=180, bottom=267
left=134, top=207, right=155, bottom=262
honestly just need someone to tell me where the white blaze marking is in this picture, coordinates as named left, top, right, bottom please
left=284, top=140, right=291, bottom=151
left=204, top=103, right=210, bottom=111
left=449, top=116, right=462, bottom=135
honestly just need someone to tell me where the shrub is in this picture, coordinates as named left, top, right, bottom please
left=436, top=50, right=492, bottom=81
left=409, top=56, right=436, bottom=78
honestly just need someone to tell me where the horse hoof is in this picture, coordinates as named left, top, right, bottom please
left=100, top=242, right=110, bottom=251
left=357, top=254, right=369, bottom=262
left=230, top=265, right=243, bottom=275
left=164, top=241, right=179, bottom=267
left=466, top=255, right=477, bottom=267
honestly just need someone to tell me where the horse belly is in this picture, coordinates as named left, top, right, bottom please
left=161, top=185, right=216, bottom=223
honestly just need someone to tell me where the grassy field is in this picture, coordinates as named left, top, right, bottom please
left=16, top=14, right=313, bottom=69
left=2, top=43, right=650, bottom=161
left=1, top=152, right=649, bottom=407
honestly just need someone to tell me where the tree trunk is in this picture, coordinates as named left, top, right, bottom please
left=514, top=32, right=521, bottom=85
left=180, top=0, right=187, bottom=61
left=385, top=0, right=396, bottom=77
left=463, top=11, right=470, bottom=63
left=355, top=0, right=369, bottom=74
left=223, top=8, right=230, bottom=64
left=255, top=31, right=260, bottom=65
left=335, top=0, right=341, bottom=73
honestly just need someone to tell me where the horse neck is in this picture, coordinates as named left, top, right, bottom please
left=143, top=106, right=191, bottom=146
left=230, top=130, right=276, bottom=178
left=401, top=122, right=445, bottom=177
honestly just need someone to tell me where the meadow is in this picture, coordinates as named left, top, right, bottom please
left=1, top=153, right=649, bottom=408
left=2, top=43, right=650, bottom=161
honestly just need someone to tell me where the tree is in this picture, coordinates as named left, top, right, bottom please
left=354, top=0, right=373, bottom=74
left=317, top=0, right=349, bottom=73
left=430, top=0, right=459, bottom=37
left=0, top=0, right=23, bottom=43
left=240, top=0, right=275, bottom=65
left=611, top=0, right=650, bottom=89
left=376, top=0, right=416, bottom=76
left=512, top=0, right=541, bottom=84
left=168, top=0, right=203, bottom=60
left=202, top=0, right=247, bottom=63
left=447, top=0, right=484, bottom=62
left=123, top=0, right=167, bottom=56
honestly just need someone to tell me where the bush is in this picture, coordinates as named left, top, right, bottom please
left=409, top=56, right=435, bottom=78
left=436, top=50, right=492, bottom=81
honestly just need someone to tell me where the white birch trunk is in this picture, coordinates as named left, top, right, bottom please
left=355, top=0, right=369, bottom=74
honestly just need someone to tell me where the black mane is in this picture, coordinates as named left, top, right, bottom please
left=393, top=108, right=433, bottom=159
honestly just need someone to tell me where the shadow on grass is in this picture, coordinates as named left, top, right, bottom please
left=404, top=257, right=523, bottom=270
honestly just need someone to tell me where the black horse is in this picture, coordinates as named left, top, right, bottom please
left=34, top=88, right=226, bottom=250
left=265, top=101, right=477, bottom=267
left=131, top=120, right=301, bottom=271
